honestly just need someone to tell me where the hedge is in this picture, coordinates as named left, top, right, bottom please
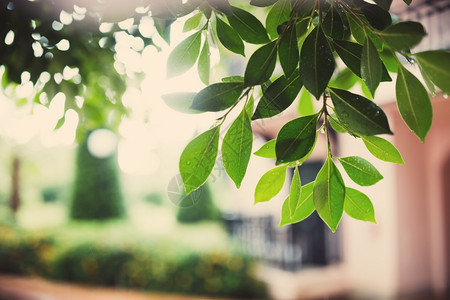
left=0, top=223, right=268, bottom=299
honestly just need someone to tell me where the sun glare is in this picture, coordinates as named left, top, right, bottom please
left=0, top=12, right=218, bottom=175
left=87, top=128, right=117, bottom=158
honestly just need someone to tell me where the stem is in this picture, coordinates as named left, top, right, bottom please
left=217, top=87, right=252, bottom=124
left=337, top=0, right=383, bottom=41
left=318, top=0, right=322, bottom=25
left=276, top=0, right=303, bottom=46
left=328, top=114, right=359, bottom=138
left=397, top=50, right=414, bottom=63
left=336, top=0, right=414, bottom=67
left=322, top=93, right=332, bottom=156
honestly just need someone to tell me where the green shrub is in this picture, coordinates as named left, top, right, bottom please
left=176, top=183, right=221, bottom=223
left=144, top=193, right=163, bottom=205
left=41, top=186, right=61, bottom=202
left=50, top=243, right=267, bottom=298
left=69, top=131, right=124, bottom=220
left=0, top=224, right=268, bottom=299
left=50, top=244, right=134, bottom=286
left=0, top=224, right=53, bottom=276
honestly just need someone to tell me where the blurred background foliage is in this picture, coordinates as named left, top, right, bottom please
left=1, top=0, right=133, bottom=138
left=0, top=222, right=268, bottom=298
left=70, top=130, right=124, bottom=220
left=0, top=1, right=267, bottom=297
left=176, top=183, right=222, bottom=224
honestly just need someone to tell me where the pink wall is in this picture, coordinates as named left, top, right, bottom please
left=384, top=95, right=450, bottom=296
left=340, top=95, right=450, bottom=298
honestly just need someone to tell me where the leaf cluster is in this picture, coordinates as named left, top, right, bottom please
left=164, top=0, right=450, bottom=232
left=2, top=0, right=449, bottom=231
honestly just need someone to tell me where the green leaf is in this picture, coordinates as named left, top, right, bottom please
left=298, top=89, right=315, bottom=116
left=361, top=37, right=382, bottom=96
left=379, top=47, right=398, bottom=73
left=373, top=0, right=392, bottom=10
left=344, top=187, right=376, bottom=223
left=244, top=40, right=278, bottom=87
left=333, top=40, right=391, bottom=82
left=250, top=0, right=278, bottom=6
left=162, top=92, right=203, bottom=114
left=198, top=39, right=210, bottom=85
left=346, top=13, right=365, bottom=45
left=313, top=157, right=345, bottom=232
left=222, top=75, right=244, bottom=82
left=278, top=23, right=299, bottom=77
left=167, top=31, right=202, bottom=78
left=261, top=80, right=272, bottom=94
left=329, top=69, right=359, bottom=91
left=246, top=95, right=255, bottom=116
left=396, top=64, right=433, bottom=142
left=296, top=0, right=315, bottom=19
left=54, top=115, right=65, bottom=130
left=289, top=167, right=302, bottom=217
left=265, top=0, right=290, bottom=40
left=322, top=7, right=344, bottom=39
left=338, top=156, right=383, bottom=186
left=180, top=126, right=220, bottom=194
left=333, top=40, right=364, bottom=77
left=207, top=0, right=233, bottom=15
left=252, top=72, right=302, bottom=120
left=328, top=113, right=347, bottom=134
left=329, top=88, right=392, bottom=136
left=227, top=6, right=270, bottom=44
left=154, top=18, right=173, bottom=44
left=1, top=68, right=9, bottom=89
left=296, top=18, right=309, bottom=38
left=355, top=0, right=391, bottom=30
left=403, top=0, right=412, bottom=5
left=280, top=182, right=315, bottom=226
left=183, top=12, right=203, bottom=32
left=380, top=21, right=426, bottom=50
left=254, top=139, right=276, bottom=158
left=362, top=136, right=404, bottom=164
left=275, top=114, right=318, bottom=164
left=296, top=132, right=318, bottom=166
left=418, top=63, right=436, bottom=96
left=345, top=12, right=383, bottom=51
left=255, top=165, right=287, bottom=203
left=222, top=108, right=253, bottom=188
left=216, top=16, right=245, bottom=56
left=414, top=50, right=450, bottom=95
left=359, top=78, right=373, bottom=99
left=191, top=82, right=244, bottom=112
left=299, top=25, right=335, bottom=99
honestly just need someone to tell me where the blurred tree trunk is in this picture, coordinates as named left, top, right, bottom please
left=10, top=155, right=20, bottom=215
